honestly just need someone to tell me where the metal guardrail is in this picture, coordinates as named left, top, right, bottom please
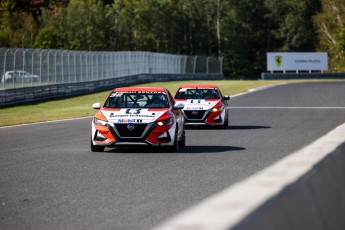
left=0, top=48, right=223, bottom=106
left=0, top=48, right=223, bottom=89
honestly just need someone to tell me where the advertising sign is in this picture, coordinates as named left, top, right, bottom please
left=267, top=52, right=328, bottom=71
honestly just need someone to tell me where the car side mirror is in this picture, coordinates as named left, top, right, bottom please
left=223, top=95, right=230, bottom=100
left=92, top=102, right=101, bottom=109
left=173, top=103, right=184, bottom=110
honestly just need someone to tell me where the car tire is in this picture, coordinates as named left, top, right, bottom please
left=91, top=140, right=105, bottom=152
left=221, top=112, right=228, bottom=129
left=168, top=131, right=179, bottom=152
left=178, top=129, right=186, bottom=148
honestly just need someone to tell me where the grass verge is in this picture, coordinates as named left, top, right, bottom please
left=0, top=79, right=341, bottom=127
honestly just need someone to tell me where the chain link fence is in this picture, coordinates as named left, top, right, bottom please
left=0, top=48, right=223, bottom=105
left=0, top=48, right=223, bottom=88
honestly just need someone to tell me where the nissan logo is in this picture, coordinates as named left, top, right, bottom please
left=127, top=124, right=135, bottom=130
left=192, top=111, right=198, bottom=115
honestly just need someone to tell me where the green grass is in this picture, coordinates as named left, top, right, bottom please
left=0, top=79, right=342, bottom=127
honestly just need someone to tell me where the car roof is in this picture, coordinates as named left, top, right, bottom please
left=178, top=83, right=219, bottom=89
left=113, top=87, right=167, bottom=93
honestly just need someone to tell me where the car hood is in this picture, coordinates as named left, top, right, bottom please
left=101, top=108, right=168, bottom=123
left=175, top=99, right=220, bottom=110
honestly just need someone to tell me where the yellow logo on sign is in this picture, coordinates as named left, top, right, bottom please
left=275, top=55, right=282, bottom=67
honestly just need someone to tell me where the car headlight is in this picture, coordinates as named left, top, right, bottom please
left=211, top=106, right=224, bottom=112
left=156, top=117, right=173, bottom=126
left=94, top=117, right=108, bottom=126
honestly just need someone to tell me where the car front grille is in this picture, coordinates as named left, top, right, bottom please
left=184, top=110, right=207, bottom=120
left=114, top=123, right=149, bottom=138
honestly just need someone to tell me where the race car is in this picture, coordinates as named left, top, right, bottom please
left=174, top=84, right=230, bottom=128
left=91, top=87, right=185, bottom=152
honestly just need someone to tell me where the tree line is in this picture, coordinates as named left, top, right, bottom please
left=0, top=0, right=344, bottom=76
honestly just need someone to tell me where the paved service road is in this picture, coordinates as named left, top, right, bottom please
left=1, top=82, right=345, bottom=230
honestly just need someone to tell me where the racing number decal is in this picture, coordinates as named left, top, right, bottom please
left=125, top=109, right=142, bottom=114
left=190, top=100, right=201, bottom=103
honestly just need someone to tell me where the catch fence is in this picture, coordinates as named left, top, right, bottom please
left=0, top=48, right=223, bottom=105
left=0, top=48, right=222, bottom=88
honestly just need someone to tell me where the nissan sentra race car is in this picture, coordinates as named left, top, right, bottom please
left=174, top=84, right=230, bottom=128
left=91, top=87, right=185, bottom=152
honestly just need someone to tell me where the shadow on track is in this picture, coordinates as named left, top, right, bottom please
left=178, top=145, right=245, bottom=154
left=101, top=145, right=245, bottom=154
left=228, top=125, right=271, bottom=130
left=186, top=125, right=271, bottom=130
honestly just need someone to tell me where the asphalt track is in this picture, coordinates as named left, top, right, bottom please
left=1, top=82, right=345, bottom=230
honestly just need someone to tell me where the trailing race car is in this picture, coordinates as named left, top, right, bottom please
left=174, top=84, right=230, bottom=128
left=91, top=87, right=185, bottom=152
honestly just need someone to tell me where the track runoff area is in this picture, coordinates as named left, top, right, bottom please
left=153, top=84, right=345, bottom=230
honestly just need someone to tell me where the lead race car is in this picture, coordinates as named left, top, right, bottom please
left=91, top=87, right=185, bottom=152
left=174, top=84, right=230, bottom=128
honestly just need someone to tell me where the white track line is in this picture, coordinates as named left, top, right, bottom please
left=0, top=116, right=92, bottom=129
left=153, top=122, right=345, bottom=230
left=228, top=106, right=345, bottom=109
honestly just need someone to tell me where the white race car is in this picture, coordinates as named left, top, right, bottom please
left=91, top=87, right=185, bottom=152
left=174, top=84, right=230, bottom=128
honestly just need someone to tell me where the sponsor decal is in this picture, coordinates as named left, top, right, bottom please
left=118, top=119, right=136, bottom=123
left=110, top=114, right=129, bottom=118
left=129, top=114, right=155, bottom=118
left=275, top=55, right=282, bottom=67
left=116, top=119, right=144, bottom=123
left=186, top=106, right=204, bottom=110
left=125, top=109, right=142, bottom=114
left=110, top=92, right=123, bottom=97
left=104, top=108, right=163, bottom=122
left=125, top=91, right=166, bottom=94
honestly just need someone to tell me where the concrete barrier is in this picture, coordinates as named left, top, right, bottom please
left=261, top=72, right=345, bottom=80
left=153, top=122, right=345, bottom=230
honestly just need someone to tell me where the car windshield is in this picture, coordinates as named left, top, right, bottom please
left=175, top=88, right=220, bottom=99
left=104, top=92, right=169, bottom=108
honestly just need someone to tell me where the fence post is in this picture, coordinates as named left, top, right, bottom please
left=47, top=49, right=52, bottom=85
left=2, top=49, right=10, bottom=88
left=193, top=56, right=197, bottom=74
left=54, top=50, right=58, bottom=84
left=74, top=51, right=77, bottom=83
left=39, top=49, right=44, bottom=85
left=23, top=49, right=27, bottom=87
left=13, top=49, right=20, bottom=87
left=219, top=56, right=223, bottom=74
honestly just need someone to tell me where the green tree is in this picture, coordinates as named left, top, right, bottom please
left=34, top=5, right=67, bottom=49
left=0, top=0, right=38, bottom=47
left=222, top=0, right=268, bottom=76
left=314, top=0, right=345, bottom=71
left=105, top=0, right=138, bottom=50
left=64, top=0, right=107, bottom=50
left=265, top=0, right=320, bottom=51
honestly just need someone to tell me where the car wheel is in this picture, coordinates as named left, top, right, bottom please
left=168, top=131, right=179, bottom=152
left=178, top=129, right=186, bottom=148
left=221, top=112, right=228, bottom=129
left=91, top=140, right=105, bottom=152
